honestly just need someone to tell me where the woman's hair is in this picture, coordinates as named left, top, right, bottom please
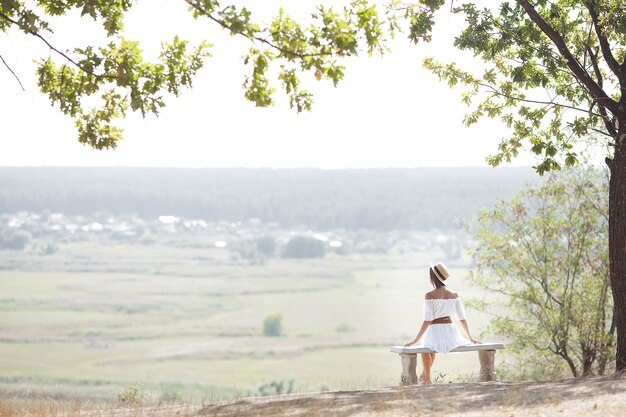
left=429, top=268, right=446, bottom=288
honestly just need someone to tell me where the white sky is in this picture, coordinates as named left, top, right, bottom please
left=0, top=0, right=539, bottom=169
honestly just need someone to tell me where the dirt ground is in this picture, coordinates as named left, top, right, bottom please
left=6, top=375, right=626, bottom=417
left=196, top=374, right=626, bottom=417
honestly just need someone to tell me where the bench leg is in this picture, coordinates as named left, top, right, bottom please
left=399, top=353, right=418, bottom=385
left=478, top=350, right=496, bottom=382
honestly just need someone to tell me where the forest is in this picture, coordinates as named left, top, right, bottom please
left=0, top=167, right=536, bottom=230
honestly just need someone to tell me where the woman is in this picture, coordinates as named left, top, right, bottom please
left=403, top=262, right=480, bottom=384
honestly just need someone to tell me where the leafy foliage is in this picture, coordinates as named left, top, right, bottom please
left=419, top=0, right=626, bottom=174
left=3, top=1, right=626, bottom=166
left=1, top=1, right=211, bottom=149
left=262, top=313, right=283, bottom=337
left=282, top=236, right=326, bottom=259
left=256, top=379, right=295, bottom=396
left=469, top=168, right=614, bottom=377
left=256, top=236, right=277, bottom=257
left=1, top=0, right=393, bottom=148
left=0, top=228, right=30, bottom=250
left=118, top=382, right=143, bottom=405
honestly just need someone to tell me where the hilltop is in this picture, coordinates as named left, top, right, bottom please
left=7, top=375, right=625, bottom=417
left=196, top=375, right=626, bottom=416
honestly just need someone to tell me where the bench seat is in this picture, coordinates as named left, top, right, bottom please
left=389, top=342, right=505, bottom=385
left=390, top=342, right=505, bottom=354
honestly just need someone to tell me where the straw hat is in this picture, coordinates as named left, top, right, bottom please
left=429, top=262, right=450, bottom=283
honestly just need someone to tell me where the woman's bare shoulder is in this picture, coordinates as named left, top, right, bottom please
left=425, top=289, right=461, bottom=300
left=444, top=290, right=460, bottom=299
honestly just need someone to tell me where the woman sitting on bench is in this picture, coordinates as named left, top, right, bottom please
left=403, top=262, right=481, bottom=384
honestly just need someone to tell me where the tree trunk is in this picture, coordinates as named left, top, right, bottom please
left=608, top=140, right=626, bottom=372
left=560, top=350, right=578, bottom=377
left=581, top=348, right=593, bottom=377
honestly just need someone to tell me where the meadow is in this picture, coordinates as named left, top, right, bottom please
left=0, top=238, right=502, bottom=404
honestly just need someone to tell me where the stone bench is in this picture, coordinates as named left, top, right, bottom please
left=389, top=343, right=505, bottom=385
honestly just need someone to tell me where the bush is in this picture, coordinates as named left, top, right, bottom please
left=256, top=379, right=294, bottom=396
left=256, top=236, right=276, bottom=257
left=335, top=323, right=355, bottom=333
left=282, top=236, right=325, bottom=259
left=0, top=229, right=31, bottom=250
left=230, top=239, right=257, bottom=260
left=118, top=383, right=143, bottom=405
left=263, top=313, right=283, bottom=337
left=139, top=233, right=157, bottom=246
left=33, top=240, right=58, bottom=255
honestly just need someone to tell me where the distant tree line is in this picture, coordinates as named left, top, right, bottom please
left=0, top=167, right=537, bottom=231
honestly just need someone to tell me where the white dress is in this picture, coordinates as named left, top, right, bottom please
left=417, top=298, right=472, bottom=353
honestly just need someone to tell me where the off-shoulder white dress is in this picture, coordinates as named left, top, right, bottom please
left=417, top=298, right=472, bottom=352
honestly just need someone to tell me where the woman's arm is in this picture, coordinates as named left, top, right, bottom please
left=459, top=319, right=481, bottom=344
left=403, top=321, right=431, bottom=346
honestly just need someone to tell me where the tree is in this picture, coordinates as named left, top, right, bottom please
left=469, top=168, right=613, bottom=377
left=0, top=228, right=30, bottom=250
left=0, top=1, right=390, bottom=149
left=262, top=313, right=283, bottom=337
left=282, top=236, right=326, bottom=259
left=256, top=236, right=276, bottom=257
left=410, top=0, right=626, bottom=372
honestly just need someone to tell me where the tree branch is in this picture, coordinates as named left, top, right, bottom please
left=185, top=0, right=331, bottom=59
left=583, top=0, right=621, bottom=78
left=487, top=13, right=573, bottom=78
left=501, top=213, right=564, bottom=307
left=478, top=81, right=605, bottom=118
left=0, top=12, right=116, bottom=80
left=517, top=0, right=619, bottom=117
left=0, top=53, right=25, bottom=91
left=586, top=45, right=618, bottom=137
left=588, top=126, right=612, bottom=138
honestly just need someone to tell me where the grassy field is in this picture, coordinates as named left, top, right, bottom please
left=0, top=240, right=506, bottom=404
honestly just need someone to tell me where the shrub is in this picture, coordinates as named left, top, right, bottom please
left=33, top=241, right=58, bottom=255
left=118, top=383, right=143, bottom=405
left=256, top=379, right=294, bottom=396
left=335, top=323, right=355, bottom=333
left=0, top=229, right=31, bottom=250
left=282, top=236, right=325, bottom=259
left=263, top=313, right=283, bottom=337
left=256, top=236, right=276, bottom=257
